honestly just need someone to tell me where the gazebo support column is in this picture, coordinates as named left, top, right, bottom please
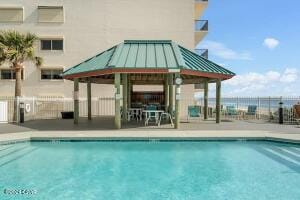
left=122, top=74, right=128, bottom=121
left=114, top=73, right=121, bottom=129
left=216, top=79, right=221, bottom=123
left=168, top=74, right=173, bottom=114
left=127, top=74, right=131, bottom=109
left=74, top=78, right=79, bottom=124
left=174, top=73, right=181, bottom=129
left=87, top=78, right=92, bottom=120
left=164, top=75, right=169, bottom=112
left=204, top=79, right=208, bottom=120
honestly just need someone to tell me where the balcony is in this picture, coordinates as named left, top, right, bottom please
left=194, top=20, right=208, bottom=44
left=195, top=49, right=208, bottom=59
left=195, top=0, right=208, bottom=19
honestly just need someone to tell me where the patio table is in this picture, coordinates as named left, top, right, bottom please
left=142, top=110, right=164, bottom=126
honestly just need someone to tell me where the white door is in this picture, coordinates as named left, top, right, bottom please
left=0, top=101, right=8, bottom=123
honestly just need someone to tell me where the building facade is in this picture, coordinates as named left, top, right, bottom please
left=0, top=0, right=208, bottom=98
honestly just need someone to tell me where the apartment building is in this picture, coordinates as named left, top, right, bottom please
left=0, top=0, right=208, bottom=98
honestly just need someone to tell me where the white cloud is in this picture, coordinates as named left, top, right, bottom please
left=223, top=68, right=299, bottom=96
left=280, top=68, right=298, bottom=83
left=263, top=38, right=279, bottom=49
left=199, top=41, right=252, bottom=60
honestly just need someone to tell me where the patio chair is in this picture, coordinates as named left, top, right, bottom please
left=244, top=105, right=257, bottom=119
left=187, top=105, right=201, bottom=122
left=144, top=105, right=158, bottom=125
left=158, top=112, right=174, bottom=126
left=226, top=105, right=238, bottom=116
left=127, top=109, right=136, bottom=122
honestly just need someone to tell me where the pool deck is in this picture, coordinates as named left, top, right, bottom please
left=0, top=117, right=300, bottom=144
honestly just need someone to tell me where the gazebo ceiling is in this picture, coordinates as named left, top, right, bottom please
left=63, top=40, right=235, bottom=84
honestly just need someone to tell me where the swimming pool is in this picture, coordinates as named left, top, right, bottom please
left=0, top=140, right=299, bottom=200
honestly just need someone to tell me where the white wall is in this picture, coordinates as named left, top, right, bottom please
left=0, top=0, right=197, bottom=98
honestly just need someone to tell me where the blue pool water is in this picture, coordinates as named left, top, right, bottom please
left=0, top=141, right=299, bottom=200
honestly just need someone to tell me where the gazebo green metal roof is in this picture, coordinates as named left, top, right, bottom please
left=63, top=40, right=235, bottom=81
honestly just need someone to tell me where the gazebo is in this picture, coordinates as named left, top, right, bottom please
left=62, top=40, right=235, bottom=129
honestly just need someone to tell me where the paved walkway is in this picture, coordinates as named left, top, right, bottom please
left=0, top=117, right=299, bottom=143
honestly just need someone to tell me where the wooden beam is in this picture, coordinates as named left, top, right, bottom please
left=74, top=78, right=79, bottom=124
left=114, top=73, right=121, bottom=129
left=89, top=78, right=114, bottom=84
left=131, top=80, right=164, bottom=85
left=182, top=78, right=207, bottom=84
left=87, top=78, right=92, bottom=120
left=216, top=79, right=221, bottom=123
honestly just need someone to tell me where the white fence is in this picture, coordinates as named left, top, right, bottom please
left=196, top=96, right=300, bottom=124
left=0, top=96, right=299, bottom=124
left=0, top=96, right=115, bottom=122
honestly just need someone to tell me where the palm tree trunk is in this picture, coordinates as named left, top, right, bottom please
left=13, top=65, right=22, bottom=122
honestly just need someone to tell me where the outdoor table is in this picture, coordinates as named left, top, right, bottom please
left=128, top=108, right=143, bottom=121
left=142, top=110, right=164, bottom=126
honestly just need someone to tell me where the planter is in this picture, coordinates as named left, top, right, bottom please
left=61, top=111, right=74, bottom=119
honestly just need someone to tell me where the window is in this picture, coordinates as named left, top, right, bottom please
left=41, top=69, right=63, bottom=80
left=0, top=69, right=24, bottom=80
left=38, top=6, right=64, bottom=23
left=0, top=7, right=23, bottom=23
left=41, top=39, right=63, bottom=50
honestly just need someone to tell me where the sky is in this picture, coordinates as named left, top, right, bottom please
left=196, top=0, right=300, bottom=97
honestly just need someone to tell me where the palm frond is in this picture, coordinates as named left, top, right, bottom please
left=0, top=30, right=42, bottom=67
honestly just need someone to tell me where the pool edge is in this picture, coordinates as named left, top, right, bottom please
left=1, top=135, right=299, bottom=145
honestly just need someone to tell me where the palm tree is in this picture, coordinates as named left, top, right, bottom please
left=0, top=30, right=42, bottom=122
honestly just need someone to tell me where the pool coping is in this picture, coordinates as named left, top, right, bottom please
left=1, top=130, right=300, bottom=145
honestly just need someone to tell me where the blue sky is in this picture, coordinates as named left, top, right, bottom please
left=197, top=0, right=300, bottom=96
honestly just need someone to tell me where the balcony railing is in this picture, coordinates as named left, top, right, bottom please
left=195, top=49, right=208, bottom=59
left=195, top=20, right=208, bottom=31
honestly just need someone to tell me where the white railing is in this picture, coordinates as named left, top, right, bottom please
left=0, top=96, right=115, bottom=122
left=0, top=96, right=299, bottom=124
left=195, top=96, right=300, bottom=124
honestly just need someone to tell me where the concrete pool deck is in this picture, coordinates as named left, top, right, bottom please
left=0, top=117, right=300, bottom=144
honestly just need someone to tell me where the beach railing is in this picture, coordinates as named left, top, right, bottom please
left=0, top=96, right=299, bottom=124
left=195, top=96, right=300, bottom=124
